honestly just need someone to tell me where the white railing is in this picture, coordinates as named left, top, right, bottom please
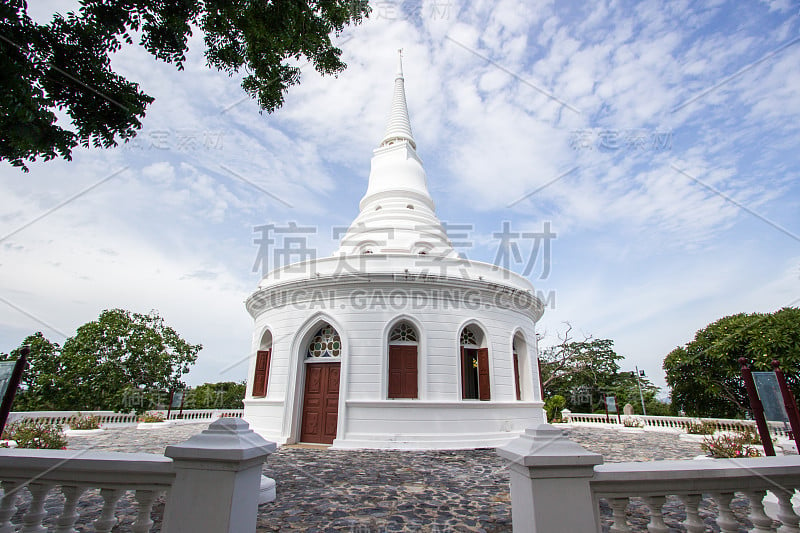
left=562, top=410, right=791, bottom=437
left=498, top=424, right=800, bottom=533
left=593, top=457, right=800, bottom=533
left=6, top=409, right=244, bottom=428
left=165, top=408, right=244, bottom=421
left=0, top=418, right=274, bottom=533
left=0, top=450, right=174, bottom=532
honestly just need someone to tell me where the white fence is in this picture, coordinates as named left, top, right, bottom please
left=499, top=424, right=800, bottom=532
left=561, top=410, right=792, bottom=437
left=0, top=418, right=274, bottom=532
left=6, top=409, right=245, bottom=428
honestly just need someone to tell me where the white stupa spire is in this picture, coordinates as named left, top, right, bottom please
left=335, top=51, right=456, bottom=258
left=380, top=49, right=416, bottom=150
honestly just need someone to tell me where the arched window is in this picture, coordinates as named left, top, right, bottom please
left=460, top=325, right=490, bottom=400
left=252, top=330, right=272, bottom=397
left=388, top=322, right=418, bottom=399
left=306, top=325, right=342, bottom=359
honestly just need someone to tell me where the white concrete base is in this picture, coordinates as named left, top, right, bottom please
left=679, top=433, right=709, bottom=442
left=618, top=427, right=645, bottom=434
left=642, top=426, right=682, bottom=434
left=248, top=401, right=545, bottom=450
left=0, top=440, right=17, bottom=448
left=65, top=428, right=104, bottom=436
left=137, top=421, right=171, bottom=429
left=259, top=476, right=276, bottom=504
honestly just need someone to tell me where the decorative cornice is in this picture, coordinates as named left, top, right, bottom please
left=246, top=272, right=545, bottom=322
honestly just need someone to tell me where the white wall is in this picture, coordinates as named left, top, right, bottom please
left=243, top=269, right=545, bottom=449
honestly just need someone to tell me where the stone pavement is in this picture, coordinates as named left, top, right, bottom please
left=15, top=422, right=792, bottom=531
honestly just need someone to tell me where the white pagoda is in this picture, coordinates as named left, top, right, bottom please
left=243, top=53, right=546, bottom=449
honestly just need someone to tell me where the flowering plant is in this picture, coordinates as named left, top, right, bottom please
left=69, top=413, right=101, bottom=430
left=701, top=433, right=761, bottom=458
left=138, top=412, right=165, bottom=423
left=1, top=419, right=68, bottom=449
left=622, top=415, right=645, bottom=428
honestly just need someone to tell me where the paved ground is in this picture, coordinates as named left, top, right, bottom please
left=8, top=422, right=795, bottom=531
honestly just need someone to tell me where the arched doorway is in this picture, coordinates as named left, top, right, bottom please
left=252, top=329, right=272, bottom=398
left=460, top=325, right=490, bottom=400
left=388, top=322, right=418, bottom=399
left=300, top=324, right=341, bottom=444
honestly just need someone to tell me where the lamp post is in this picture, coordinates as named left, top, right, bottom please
left=634, top=366, right=647, bottom=416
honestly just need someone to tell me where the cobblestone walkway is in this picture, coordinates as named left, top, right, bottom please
left=14, top=423, right=791, bottom=531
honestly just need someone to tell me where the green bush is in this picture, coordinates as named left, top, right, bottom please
left=1, top=419, right=68, bottom=449
left=686, top=420, right=716, bottom=435
left=69, top=413, right=101, bottom=430
left=544, top=395, right=566, bottom=422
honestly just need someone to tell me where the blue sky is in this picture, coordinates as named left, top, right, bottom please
left=1, top=0, right=798, bottom=394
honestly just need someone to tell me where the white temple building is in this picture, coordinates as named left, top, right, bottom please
left=243, top=54, right=546, bottom=449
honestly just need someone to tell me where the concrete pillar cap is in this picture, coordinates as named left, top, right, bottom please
left=497, top=423, right=604, bottom=468
left=165, top=417, right=276, bottom=462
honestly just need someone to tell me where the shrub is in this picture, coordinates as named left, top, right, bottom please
left=702, top=433, right=761, bottom=458
left=622, top=415, right=644, bottom=428
left=1, top=419, right=68, bottom=449
left=69, top=413, right=101, bottom=430
left=544, top=395, right=566, bottom=423
left=138, top=412, right=165, bottom=423
left=686, top=420, right=716, bottom=435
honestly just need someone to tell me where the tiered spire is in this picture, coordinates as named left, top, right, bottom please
left=335, top=50, right=456, bottom=258
left=380, top=50, right=416, bottom=150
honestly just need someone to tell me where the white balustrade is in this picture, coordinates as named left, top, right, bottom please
left=0, top=418, right=273, bottom=532
left=499, top=423, right=800, bottom=533
left=6, top=409, right=244, bottom=428
left=559, top=410, right=791, bottom=439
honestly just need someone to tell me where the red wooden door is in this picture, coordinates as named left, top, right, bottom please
left=388, top=345, right=418, bottom=398
left=513, top=353, right=521, bottom=401
left=477, top=348, right=491, bottom=401
left=252, top=350, right=271, bottom=397
left=300, top=363, right=340, bottom=444
left=460, top=346, right=469, bottom=399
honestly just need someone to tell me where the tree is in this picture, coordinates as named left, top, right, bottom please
left=663, top=307, right=800, bottom=418
left=185, top=381, right=246, bottom=409
left=2, top=332, right=62, bottom=411
left=1, top=0, right=370, bottom=171
left=539, top=325, right=661, bottom=413
left=1, top=308, right=202, bottom=411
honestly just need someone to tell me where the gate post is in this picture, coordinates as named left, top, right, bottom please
left=497, top=423, right=603, bottom=533
left=162, top=418, right=276, bottom=533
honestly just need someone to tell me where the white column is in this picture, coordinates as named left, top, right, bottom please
left=162, top=417, right=276, bottom=533
left=497, top=423, right=603, bottom=533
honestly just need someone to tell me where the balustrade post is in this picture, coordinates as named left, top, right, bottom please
left=561, top=409, right=572, bottom=423
left=497, top=423, right=603, bottom=533
left=162, top=417, right=276, bottom=533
